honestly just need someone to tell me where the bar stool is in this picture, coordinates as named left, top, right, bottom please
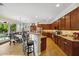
left=9, top=33, right=16, bottom=45
left=22, top=32, right=35, bottom=56
left=27, top=39, right=35, bottom=56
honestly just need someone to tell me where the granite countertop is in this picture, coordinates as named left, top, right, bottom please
left=29, top=32, right=47, bottom=40
left=57, top=35, right=79, bottom=42
left=42, top=30, right=79, bottom=42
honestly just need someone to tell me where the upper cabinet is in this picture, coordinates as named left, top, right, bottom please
left=58, top=17, right=65, bottom=30
left=54, top=20, right=59, bottom=29
left=60, top=17, right=66, bottom=30
left=58, top=19, right=61, bottom=29
left=65, top=13, right=71, bottom=30
left=51, top=7, right=79, bottom=30
left=51, top=20, right=59, bottom=29
left=37, top=24, right=51, bottom=30
left=50, top=23, right=54, bottom=29
left=70, top=7, right=79, bottom=30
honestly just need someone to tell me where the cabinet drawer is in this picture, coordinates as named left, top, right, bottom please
left=64, top=39, right=72, bottom=46
left=65, top=47, right=72, bottom=56
left=73, top=42, right=79, bottom=47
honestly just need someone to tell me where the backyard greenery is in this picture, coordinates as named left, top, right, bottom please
left=0, top=23, right=16, bottom=33
left=11, top=24, right=16, bottom=32
left=0, top=23, right=4, bottom=32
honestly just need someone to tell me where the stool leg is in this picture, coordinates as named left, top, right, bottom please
left=9, top=41, right=11, bottom=45
left=33, top=44, right=35, bottom=56
left=23, top=46, right=26, bottom=55
left=27, top=46, right=29, bottom=56
left=13, top=41, right=15, bottom=45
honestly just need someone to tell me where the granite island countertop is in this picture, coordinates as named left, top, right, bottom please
left=30, top=32, right=47, bottom=39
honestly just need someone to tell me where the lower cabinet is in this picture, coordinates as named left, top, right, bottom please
left=53, top=35, right=79, bottom=56
left=62, top=39, right=72, bottom=56
left=72, top=42, right=79, bottom=56
left=42, top=32, right=52, bottom=38
left=41, top=36, right=46, bottom=52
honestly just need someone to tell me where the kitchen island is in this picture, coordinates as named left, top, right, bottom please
left=29, top=32, right=47, bottom=56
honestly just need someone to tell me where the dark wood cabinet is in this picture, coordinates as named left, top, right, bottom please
left=41, top=36, right=46, bottom=52
left=58, top=18, right=65, bottom=30
left=42, top=32, right=48, bottom=36
left=51, top=7, right=79, bottom=30
left=42, top=32, right=52, bottom=38
left=70, top=7, right=79, bottom=29
left=51, top=23, right=55, bottom=29
left=57, top=36, right=62, bottom=47
left=72, top=42, right=79, bottom=55
left=63, top=39, right=72, bottom=56
left=53, top=21, right=59, bottom=29
left=65, top=13, right=71, bottom=30
left=54, top=35, right=58, bottom=44
left=37, top=24, right=51, bottom=30
left=58, top=19, right=61, bottom=30
left=53, top=35, right=79, bottom=56
left=57, top=17, right=65, bottom=30
left=47, top=33, right=52, bottom=38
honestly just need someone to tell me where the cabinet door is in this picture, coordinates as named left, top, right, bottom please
left=51, top=23, right=54, bottom=29
left=58, top=17, right=65, bottom=30
left=53, top=21, right=59, bottom=29
left=63, top=40, right=72, bottom=56
left=57, top=36, right=62, bottom=47
left=65, top=13, right=71, bottom=30
left=72, top=42, right=79, bottom=56
left=60, top=38, right=65, bottom=51
left=51, top=22, right=56, bottom=29
left=71, top=7, right=79, bottom=29
left=41, top=37, right=46, bottom=52
left=61, top=17, right=66, bottom=30
left=58, top=19, right=61, bottom=30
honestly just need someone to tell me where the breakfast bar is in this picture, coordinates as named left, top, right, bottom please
left=30, top=33, right=47, bottom=56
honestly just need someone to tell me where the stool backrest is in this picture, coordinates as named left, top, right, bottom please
left=22, top=31, right=29, bottom=42
left=26, top=33, right=29, bottom=44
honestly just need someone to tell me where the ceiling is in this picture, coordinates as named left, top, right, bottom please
left=0, top=3, right=79, bottom=24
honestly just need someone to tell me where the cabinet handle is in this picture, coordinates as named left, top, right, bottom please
left=64, top=42, right=68, bottom=45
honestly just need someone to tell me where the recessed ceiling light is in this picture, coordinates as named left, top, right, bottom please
left=35, top=16, right=38, bottom=18
left=56, top=4, right=60, bottom=7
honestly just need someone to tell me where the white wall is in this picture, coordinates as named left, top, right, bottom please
left=0, top=6, right=3, bottom=16
left=16, top=23, right=22, bottom=32
left=16, top=23, right=31, bottom=32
